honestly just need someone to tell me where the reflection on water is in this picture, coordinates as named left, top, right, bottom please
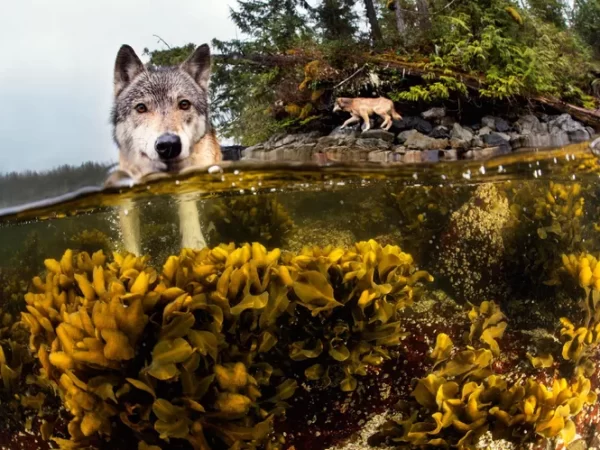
left=2, top=144, right=600, bottom=449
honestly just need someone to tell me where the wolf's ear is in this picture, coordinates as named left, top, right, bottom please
left=114, top=45, right=145, bottom=97
left=181, top=44, right=211, bottom=90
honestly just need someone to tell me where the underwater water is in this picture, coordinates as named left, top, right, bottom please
left=3, top=143, right=600, bottom=450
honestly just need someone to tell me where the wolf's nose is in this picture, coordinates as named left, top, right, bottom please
left=155, top=133, right=182, bottom=160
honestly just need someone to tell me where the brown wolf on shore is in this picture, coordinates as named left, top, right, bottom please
left=333, top=97, right=402, bottom=131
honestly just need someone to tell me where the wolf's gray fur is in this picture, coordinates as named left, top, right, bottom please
left=108, top=44, right=221, bottom=255
left=111, top=44, right=218, bottom=180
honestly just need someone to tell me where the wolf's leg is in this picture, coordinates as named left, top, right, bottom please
left=382, top=114, right=393, bottom=130
left=341, top=115, right=360, bottom=129
left=178, top=198, right=206, bottom=250
left=360, top=112, right=371, bottom=131
left=118, top=198, right=142, bottom=255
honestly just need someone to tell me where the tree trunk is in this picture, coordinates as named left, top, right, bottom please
left=394, top=0, right=407, bottom=38
left=363, top=0, right=383, bottom=44
left=415, top=0, right=431, bottom=30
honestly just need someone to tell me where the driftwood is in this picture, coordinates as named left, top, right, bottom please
left=213, top=52, right=600, bottom=128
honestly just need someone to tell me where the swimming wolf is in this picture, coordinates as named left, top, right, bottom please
left=107, top=43, right=221, bottom=255
left=333, top=97, right=402, bottom=131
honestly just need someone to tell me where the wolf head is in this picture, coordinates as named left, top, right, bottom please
left=332, top=97, right=351, bottom=113
left=111, top=44, right=212, bottom=177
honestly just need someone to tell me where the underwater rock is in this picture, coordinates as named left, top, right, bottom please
left=360, top=129, right=395, bottom=142
left=438, top=184, right=512, bottom=302
left=429, top=125, right=450, bottom=139
left=421, top=107, right=446, bottom=120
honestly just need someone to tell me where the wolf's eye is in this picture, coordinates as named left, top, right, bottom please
left=135, top=103, right=147, bottom=114
left=179, top=100, right=191, bottom=111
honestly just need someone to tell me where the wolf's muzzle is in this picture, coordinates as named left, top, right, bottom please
left=155, top=133, right=182, bottom=160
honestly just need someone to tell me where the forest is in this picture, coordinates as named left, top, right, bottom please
left=2, top=0, right=600, bottom=206
left=146, top=0, right=600, bottom=146
left=0, top=162, right=112, bottom=208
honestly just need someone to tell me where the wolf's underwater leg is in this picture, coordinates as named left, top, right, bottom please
left=340, top=115, right=360, bottom=129
left=178, top=199, right=206, bottom=249
left=118, top=198, right=142, bottom=256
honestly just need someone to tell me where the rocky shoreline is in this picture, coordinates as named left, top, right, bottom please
left=240, top=109, right=598, bottom=164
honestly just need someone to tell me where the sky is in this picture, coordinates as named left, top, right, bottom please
left=0, top=0, right=238, bottom=174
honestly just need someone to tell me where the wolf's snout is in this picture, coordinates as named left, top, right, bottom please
left=155, top=133, right=182, bottom=160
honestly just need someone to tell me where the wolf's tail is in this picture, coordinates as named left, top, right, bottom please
left=391, top=108, right=402, bottom=120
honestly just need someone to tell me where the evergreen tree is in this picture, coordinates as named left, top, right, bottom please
left=573, top=0, right=600, bottom=56
left=312, top=0, right=358, bottom=41
left=526, top=0, right=568, bottom=28
left=229, top=0, right=312, bottom=51
left=362, top=0, right=384, bottom=43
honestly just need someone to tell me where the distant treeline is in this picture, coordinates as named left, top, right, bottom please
left=0, top=162, right=113, bottom=209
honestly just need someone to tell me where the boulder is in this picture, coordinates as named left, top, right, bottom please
left=397, top=130, right=416, bottom=144
left=400, top=130, right=449, bottom=150
left=360, top=129, right=395, bottom=142
left=468, top=146, right=511, bottom=160
left=481, top=116, right=496, bottom=129
left=316, top=135, right=357, bottom=150
left=510, top=134, right=550, bottom=149
left=483, top=132, right=510, bottom=147
left=283, top=144, right=316, bottom=162
left=548, top=114, right=586, bottom=134
left=368, top=150, right=392, bottom=162
left=440, top=116, right=457, bottom=128
left=495, top=117, right=510, bottom=132
left=421, top=150, right=441, bottom=163
left=421, top=107, right=446, bottom=120
left=402, top=151, right=422, bottom=163
left=568, top=129, right=591, bottom=143
left=430, top=126, right=450, bottom=139
left=329, top=126, right=361, bottom=138
left=481, top=116, right=510, bottom=132
left=478, top=126, right=492, bottom=136
left=549, top=131, right=571, bottom=147
left=471, top=136, right=484, bottom=148
left=514, top=115, right=546, bottom=135
left=587, top=126, right=596, bottom=138
left=442, top=149, right=458, bottom=161
left=451, top=123, right=473, bottom=142
left=450, top=138, right=470, bottom=150
left=355, top=138, right=393, bottom=150
left=393, top=116, right=434, bottom=134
